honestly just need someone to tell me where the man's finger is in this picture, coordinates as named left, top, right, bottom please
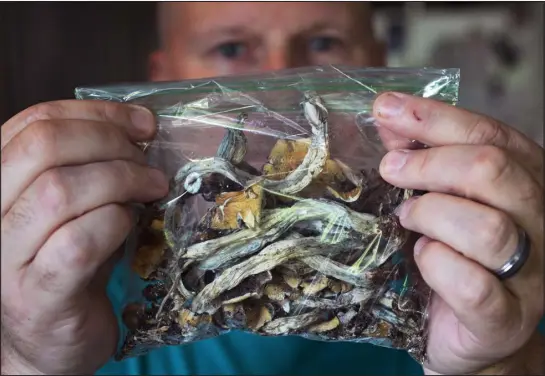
left=1, top=100, right=156, bottom=150
left=90, top=246, right=126, bottom=291
left=1, top=119, right=150, bottom=217
left=375, top=124, right=418, bottom=151
left=398, top=193, right=519, bottom=274
left=1, top=160, right=168, bottom=270
left=22, top=204, right=133, bottom=302
left=379, top=145, right=543, bottom=242
left=413, top=237, right=525, bottom=347
left=373, top=92, right=543, bottom=180
left=397, top=192, right=544, bottom=306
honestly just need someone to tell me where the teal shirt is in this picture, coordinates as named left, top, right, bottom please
left=97, top=331, right=423, bottom=375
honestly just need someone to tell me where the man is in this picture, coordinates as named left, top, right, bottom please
left=1, top=2, right=543, bottom=375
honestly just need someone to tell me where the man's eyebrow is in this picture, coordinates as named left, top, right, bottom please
left=185, top=25, right=252, bottom=49
left=193, top=21, right=348, bottom=40
left=186, top=26, right=256, bottom=51
left=193, top=26, right=250, bottom=40
left=300, top=21, right=349, bottom=35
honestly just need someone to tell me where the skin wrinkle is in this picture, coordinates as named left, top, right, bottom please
left=465, top=114, right=508, bottom=147
left=470, top=115, right=543, bottom=187
left=2, top=102, right=102, bottom=153
left=1, top=327, right=34, bottom=375
left=403, top=193, right=519, bottom=270
left=0, top=103, right=62, bottom=150
left=2, top=195, right=34, bottom=235
left=22, top=304, right=82, bottom=372
left=1, top=303, right=41, bottom=371
left=471, top=147, right=511, bottom=189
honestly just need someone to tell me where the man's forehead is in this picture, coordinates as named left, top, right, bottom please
left=159, top=2, right=372, bottom=41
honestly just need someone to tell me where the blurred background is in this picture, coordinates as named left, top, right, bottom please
left=1, top=2, right=543, bottom=144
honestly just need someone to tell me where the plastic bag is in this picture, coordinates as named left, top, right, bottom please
left=75, top=65, right=460, bottom=363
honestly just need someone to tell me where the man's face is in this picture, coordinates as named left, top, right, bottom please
left=150, top=2, right=384, bottom=81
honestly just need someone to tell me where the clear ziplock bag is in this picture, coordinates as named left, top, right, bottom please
left=75, top=65, right=460, bottom=364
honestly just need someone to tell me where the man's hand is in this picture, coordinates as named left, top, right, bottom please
left=1, top=100, right=169, bottom=375
left=469, top=331, right=544, bottom=375
left=373, top=93, right=544, bottom=375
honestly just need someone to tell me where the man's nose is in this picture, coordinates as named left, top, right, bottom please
left=261, top=47, right=293, bottom=72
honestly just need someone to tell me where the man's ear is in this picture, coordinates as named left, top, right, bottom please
left=148, top=50, right=169, bottom=82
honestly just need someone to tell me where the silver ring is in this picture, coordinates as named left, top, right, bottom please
left=493, top=227, right=531, bottom=280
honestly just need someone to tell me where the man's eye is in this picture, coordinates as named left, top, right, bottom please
left=216, top=42, right=247, bottom=59
left=308, top=36, right=342, bottom=53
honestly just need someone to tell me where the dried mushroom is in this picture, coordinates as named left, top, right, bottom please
left=276, top=261, right=315, bottom=277
left=216, top=114, right=248, bottom=165
left=262, top=138, right=312, bottom=181
left=131, top=227, right=166, bottom=279
left=264, top=283, right=287, bottom=301
left=222, top=303, right=247, bottom=329
left=150, top=219, right=165, bottom=231
left=122, top=303, right=148, bottom=331
left=218, top=271, right=272, bottom=305
left=324, top=159, right=364, bottom=203
left=211, top=185, right=263, bottom=230
left=309, top=317, right=340, bottom=333
left=301, top=275, right=329, bottom=295
left=338, top=309, right=358, bottom=325
left=282, top=274, right=302, bottom=289
left=191, top=236, right=364, bottom=314
left=178, top=309, right=212, bottom=329
left=328, top=279, right=352, bottom=294
left=118, top=90, right=428, bottom=365
left=292, top=288, right=375, bottom=310
left=246, top=303, right=274, bottom=330
left=261, top=311, right=325, bottom=335
left=262, top=139, right=363, bottom=202
left=132, top=244, right=165, bottom=279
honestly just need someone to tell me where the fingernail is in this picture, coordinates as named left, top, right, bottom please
left=414, top=236, right=431, bottom=257
left=376, top=93, right=405, bottom=118
left=148, top=168, right=169, bottom=193
left=382, top=149, right=409, bottom=175
left=394, top=196, right=418, bottom=220
left=129, top=105, right=155, bottom=133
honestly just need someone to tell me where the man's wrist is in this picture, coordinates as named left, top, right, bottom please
left=477, top=332, right=544, bottom=376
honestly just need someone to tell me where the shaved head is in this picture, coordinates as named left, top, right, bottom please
left=150, top=2, right=383, bottom=81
